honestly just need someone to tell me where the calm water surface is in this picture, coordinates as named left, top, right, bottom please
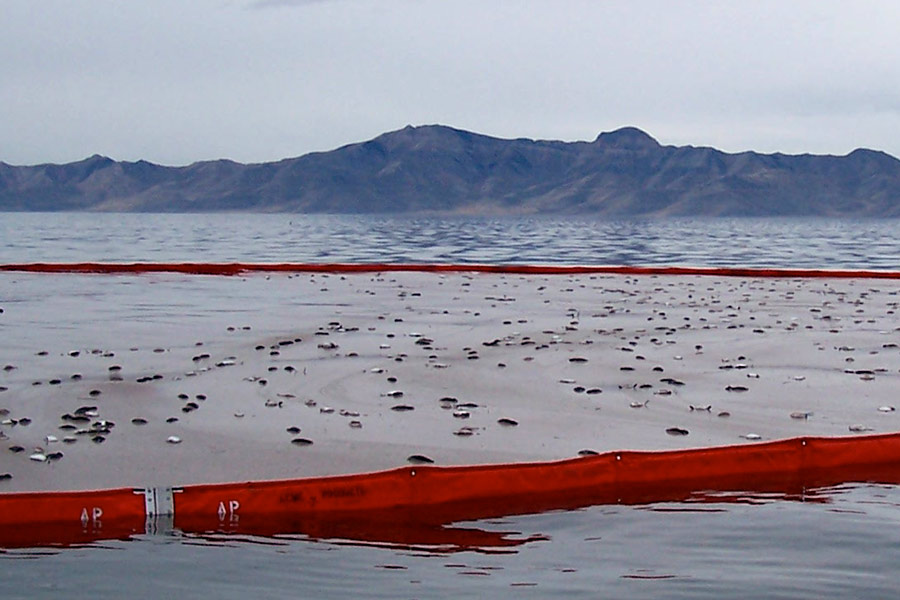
left=2, top=212, right=900, bottom=597
left=2, top=212, right=899, bottom=268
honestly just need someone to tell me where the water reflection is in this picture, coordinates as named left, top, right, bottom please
left=4, top=461, right=900, bottom=554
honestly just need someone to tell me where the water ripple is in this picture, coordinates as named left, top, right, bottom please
left=2, top=213, right=900, bottom=269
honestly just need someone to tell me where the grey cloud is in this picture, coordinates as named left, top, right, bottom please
left=1, top=0, right=898, bottom=165
left=249, top=0, right=340, bottom=8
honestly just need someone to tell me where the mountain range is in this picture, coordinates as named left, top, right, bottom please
left=2, top=125, right=899, bottom=216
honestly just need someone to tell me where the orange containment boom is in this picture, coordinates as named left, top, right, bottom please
left=3, top=433, right=900, bottom=549
left=3, top=262, right=900, bottom=278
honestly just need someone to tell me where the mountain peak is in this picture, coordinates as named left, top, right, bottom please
left=390, top=124, right=477, bottom=140
left=368, top=124, right=486, bottom=154
left=83, top=154, right=114, bottom=163
left=594, top=127, right=660, bottom=150
left=846, top=147, right=899, bottom=164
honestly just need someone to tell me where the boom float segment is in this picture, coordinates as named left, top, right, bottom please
left=3, top=433, right=900, bottom=548
left=3, top=262, right=900, bottom=278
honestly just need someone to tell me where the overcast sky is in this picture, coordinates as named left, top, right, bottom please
left=2, top=0, right=899, bottom=166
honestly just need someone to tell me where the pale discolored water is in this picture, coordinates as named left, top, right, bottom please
left=2, top=212, right=900, bottom=598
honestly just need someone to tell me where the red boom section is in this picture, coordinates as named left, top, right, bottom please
left=171, top=433, right=900, bottom=519
left=3, top=434, right=900, bottom=549
left=3, top=262, right=900, bottom=278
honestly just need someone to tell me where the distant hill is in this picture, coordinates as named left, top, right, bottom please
left=2, top=125, right=899, bottom=216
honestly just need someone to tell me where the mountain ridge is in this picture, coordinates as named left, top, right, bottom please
left=2, top=125, right=899, bottom=216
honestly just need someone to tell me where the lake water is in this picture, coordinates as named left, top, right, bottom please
left=2, top=212, right=899, bottom=268
left=2, top=212, right=900, bottom=598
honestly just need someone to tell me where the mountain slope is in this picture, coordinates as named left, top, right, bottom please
left=2, top=125, right=899, bottom=216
